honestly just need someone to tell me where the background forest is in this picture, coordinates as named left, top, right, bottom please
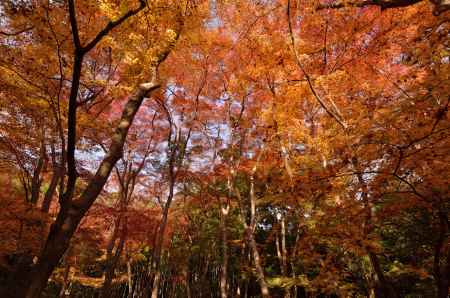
left=0, top=0, right=449, bottom=297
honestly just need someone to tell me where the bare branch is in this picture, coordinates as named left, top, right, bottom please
left=316, top=0, right=423, bottom=10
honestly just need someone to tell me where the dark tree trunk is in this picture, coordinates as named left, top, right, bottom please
left=369, top=252, right=397, bottom=298
left=41, top=169, right=60, bottom=213
left=434, top=210, right=449, bottom=298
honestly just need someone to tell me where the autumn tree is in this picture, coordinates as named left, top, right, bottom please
left=0, top=0, right=448, bottom=297
left=0, top=0, right=205, bottom=297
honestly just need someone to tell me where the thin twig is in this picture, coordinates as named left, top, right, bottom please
left=286, top=0, right=348, bottom=130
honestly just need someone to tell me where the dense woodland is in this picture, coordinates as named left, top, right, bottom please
left=0, top=0, right=449, bottom=297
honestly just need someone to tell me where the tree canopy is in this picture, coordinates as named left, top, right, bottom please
left=0, top=0, right=448, bottom=297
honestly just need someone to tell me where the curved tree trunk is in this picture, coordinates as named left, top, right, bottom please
left=42, top=140, right=61, bottom=213
left=248, top=230, right=270, bottom=298
left=219, top=203, right=229, bottom=298
left=248, top=153, right=270, bottom=298
left=150, top=179, right=175, bottom=298
left=149, top=154, right=176, bottom=298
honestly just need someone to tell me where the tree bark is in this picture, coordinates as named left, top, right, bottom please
left=151, top=271, right=161, bottom=298
left=247, top=230, right=270, bottom=298
left=316, top=0, right=424, bottom=10
left=231, top=148, right=270, bottom=298
left=42, top=141, right=61, bottom=213
left=41, top=168, right=60, bottom=213
left=247, top=162, right=270, bottom=298
left=150, top=176, right=175, bottom=298
left=219, top=203, right=229, bottom=298
left=277, top=215, right=291, bottom=298
left=31, top=134, right=47, bottom=204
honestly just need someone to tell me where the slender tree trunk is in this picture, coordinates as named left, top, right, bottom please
left=219, top=203, right=229, bottom=298
left=231, top=148, right=269, bottom=298
left=290, top=222, right=300, bottom=298
left=236, top=200, right=270, bottom=298
left=150, top=206, right=171, bottom=298
left=31, top=135, right=47, bottom=204
left=247, top=229, right=270, bottom=298
left=276, top=234, right=282, bottom=268
left=276, top=218, right=288, bottom=277
left=150, top=178, right=175, bottom=298
left=127, top=257, right=133, bottom=298
left=58, top=262, right=70, bottom=297
left=41, top=170, right=60, bottom=213
left=237, top=241, right=248, bottom=298
left=368, top=252, right=397, bottom=298
left=247, top=161, right=270, bottom=298
left=42, top=141, right=61, bottom=213
left=281, top=217, right=288, bottom=276
left=151, top=271, right=161, bottom=298
left=279, top=216, right=291, bottom=298
left=149, top=109, right=191, bottom=296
